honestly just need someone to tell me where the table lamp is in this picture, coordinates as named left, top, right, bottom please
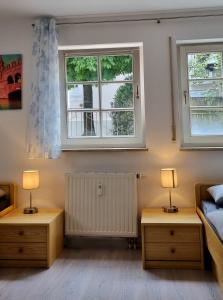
left=23, top=170, right=39, bottom=214
left=160, top=168, right=178, bottom=213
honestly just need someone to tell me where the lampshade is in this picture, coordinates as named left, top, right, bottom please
left=23, top=170, right=39, bottom=190
left=160, top=168, right=177, bottom=188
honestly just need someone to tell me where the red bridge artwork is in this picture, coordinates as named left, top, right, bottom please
left=0, top=54, right=22, bottom=110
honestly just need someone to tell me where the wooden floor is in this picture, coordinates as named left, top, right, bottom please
left=0, top=248, right=222, bottom=300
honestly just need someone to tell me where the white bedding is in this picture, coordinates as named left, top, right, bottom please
left=206, top=210, right=223, bottom=242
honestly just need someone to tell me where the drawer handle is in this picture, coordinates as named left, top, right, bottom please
left=170, top=230, right=174, bottom=236
left=19, top=231, right=24, bottom=236
left=170, top=248, right=176, bottom=254
left=18, top=247, right=23, bottom=253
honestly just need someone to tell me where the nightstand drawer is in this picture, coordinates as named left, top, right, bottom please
left=0, top=225, right=47, bottom=243
left=0, top=243, right=47, bottom=260
left=144, top=226, right=200, bottom=243
left=145, top=242, right=201, bottom=261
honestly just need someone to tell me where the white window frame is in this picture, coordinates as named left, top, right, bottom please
left=59, top=43, right=146, bottom=150
left=179, top=43, right=223, bottom=148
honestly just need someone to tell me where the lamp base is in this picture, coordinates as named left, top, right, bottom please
left=163, top=206, right=178, bottom=213
left=23, top=207, right=38, bottom=214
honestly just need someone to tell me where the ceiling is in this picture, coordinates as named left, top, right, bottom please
left=0, top=0, right=223, bottom=18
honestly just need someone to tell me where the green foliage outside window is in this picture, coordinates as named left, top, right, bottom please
left=188, top=52, right=223, bottom=107
left=66, top=55, right=133, bottom=136
left=188, top=52, right=223, bottom=127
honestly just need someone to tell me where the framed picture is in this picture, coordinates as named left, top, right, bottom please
left=0, top=54, right=22, bottom=110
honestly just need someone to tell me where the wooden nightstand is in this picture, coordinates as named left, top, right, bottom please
left=0, top=208, right=64, bottom=268
left=141, top=208, right=204, bottom=269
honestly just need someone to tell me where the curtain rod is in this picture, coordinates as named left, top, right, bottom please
left=32, top=11, right=223, bottom=27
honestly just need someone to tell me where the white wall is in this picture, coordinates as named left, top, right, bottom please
left=1, top=16, right=223, bottom=211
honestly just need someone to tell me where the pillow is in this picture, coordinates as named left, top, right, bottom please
left=207, top=185, right=223, bottom=205
left=202, top=200, right=220, bottom=215
left=0, top=188, right=6, bottom=198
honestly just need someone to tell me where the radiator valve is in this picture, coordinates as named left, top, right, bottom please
left=97, top=183, right=103, bottom=196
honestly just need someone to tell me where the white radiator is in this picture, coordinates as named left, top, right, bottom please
left=65, top=173, right=137, bottom=237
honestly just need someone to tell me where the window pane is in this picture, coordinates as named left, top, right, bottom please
left=66, top=56, right=98, bottom=82
left=102, top=111, right=134, bottom=136
left=189, top=80, right=223, bottom=106
left=100, top=55, right=133, bottom=81
left=101, top=83, right=133, bottom=109
left=190, top=108, right=223, bottom=135
left=67, top=84, right=99, bottom=109
left=68, top=111, right=100, bottom=137
left=188, top=52, right=222, bottom=79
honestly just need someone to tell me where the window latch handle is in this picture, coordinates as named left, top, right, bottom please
left=136, top=85, right=140, bottom=99
left=183, top=90, right=188, bottom=105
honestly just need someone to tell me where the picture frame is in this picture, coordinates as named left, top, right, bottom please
left=0, top=54, right=22, bottom=110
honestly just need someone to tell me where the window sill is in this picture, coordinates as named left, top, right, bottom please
left=62, top=147, right=148, bottom=152
left=180, top=146, right=223, bottom=151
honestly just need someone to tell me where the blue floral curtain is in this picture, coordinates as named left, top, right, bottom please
left=27, top=17, right=61, bottom=159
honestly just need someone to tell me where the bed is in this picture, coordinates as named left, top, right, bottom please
left=195, top=183, right=223, bottom=290
left=0, top=183, right=16, bottom=217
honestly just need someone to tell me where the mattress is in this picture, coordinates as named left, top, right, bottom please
left=202, top=200, right=223, bottom=242
left=0, top=185, right=10, bottom=212
left=0, top=197, right=10, bottom=211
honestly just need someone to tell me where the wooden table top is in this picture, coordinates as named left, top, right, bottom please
left=0, top=208, right=64, bottom=225
left=141, top=208, right=202, bottom=225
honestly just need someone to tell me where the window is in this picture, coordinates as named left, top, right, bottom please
left=179, top=43, right=223, bottom=148
left=59, top=43, right=145, bottom=150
